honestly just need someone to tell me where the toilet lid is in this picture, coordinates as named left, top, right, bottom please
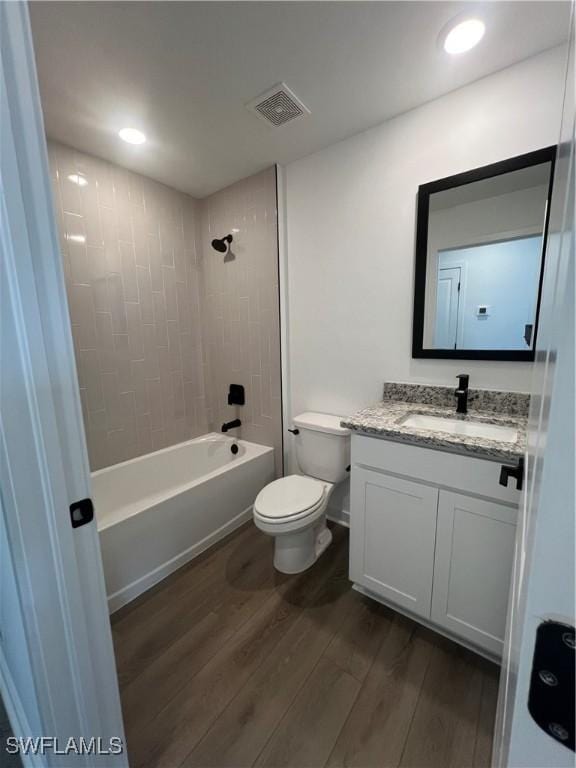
left=254, top=475, right=325, bottom=519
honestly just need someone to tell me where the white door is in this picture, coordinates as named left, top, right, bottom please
left=1, top=4, right=127, bottom=766
left=434, top=266, right=461, bottom=348
left=495, top=14, right=575, bottom=767
left=349, top=468, right=438, bottom=618
left=431, top=491, right=517, bottom=657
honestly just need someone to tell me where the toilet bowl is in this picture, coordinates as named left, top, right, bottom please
left=253, top=412, right=350, bottom=574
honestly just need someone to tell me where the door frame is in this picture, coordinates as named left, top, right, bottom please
left=1, top=3, right=126, bottom=765
left=494, top=12, right=574, bottom=767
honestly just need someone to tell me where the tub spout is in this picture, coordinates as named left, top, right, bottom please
left=222, top=419, right=242, bottom=433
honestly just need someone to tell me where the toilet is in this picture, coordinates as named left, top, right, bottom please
left=253, top=412, right=350, bottom=574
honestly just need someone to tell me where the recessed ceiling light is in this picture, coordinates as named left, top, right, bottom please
left=443, top=18, right=485, bottom=55
left=67, top=173, right=88, bottom=187
left=118, top=127, right=147, bottom=145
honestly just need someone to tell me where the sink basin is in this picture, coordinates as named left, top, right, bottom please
left=399, top=413, right=518, bottom=443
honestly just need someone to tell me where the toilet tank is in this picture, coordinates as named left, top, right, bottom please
left=292, top=412, right=351, bottom=483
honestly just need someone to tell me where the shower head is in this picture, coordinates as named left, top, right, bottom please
left=211, top=234, right=233, bottom=253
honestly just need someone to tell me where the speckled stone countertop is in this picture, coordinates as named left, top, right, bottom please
left=341, top=383, right=528, bottom=463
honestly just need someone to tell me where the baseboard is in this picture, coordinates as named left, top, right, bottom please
left=352, top=584, right=501, bottom=665
left=0, top=652, right=43, bottom=768
left=326, top=507, right=350, bottom=528
left=107, top=506, right=253, bottom=614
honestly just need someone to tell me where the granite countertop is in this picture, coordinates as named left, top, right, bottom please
left=341, top=383, right=528, bottom=463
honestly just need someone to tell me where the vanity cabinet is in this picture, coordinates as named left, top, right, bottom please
left=349, top=434, right=520, bottom=658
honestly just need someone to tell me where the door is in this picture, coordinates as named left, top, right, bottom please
left=434, top=266, right=461, bottom=348
left=349, top=468, right=438, bottom=619
left=431, top=491, right=517, bottom=657
left=1, top=4, right=127, bottom=765
left=495, top=12, right=575, bottom=766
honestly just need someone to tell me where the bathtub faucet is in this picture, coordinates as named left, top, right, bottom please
left=221, top=419, right=242, bottom=433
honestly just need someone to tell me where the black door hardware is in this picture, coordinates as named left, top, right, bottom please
left=499, top=457, right=524, bottom=491
left=528, top=621, right=575, bottom=752
left=288, top=428, right=300, bottom=435
left=228, top=384, right=245, bottom=406
left=222, top=419, right=241, bottom=433
left=70, top=498, right=94, bottom=529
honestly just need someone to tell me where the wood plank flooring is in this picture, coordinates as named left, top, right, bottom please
left=112, top=523, right=499, bottom=768
left=0, top=695, right=22, bottom=768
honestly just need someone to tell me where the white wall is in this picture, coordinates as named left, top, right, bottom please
left=285, top=46, right=566, bottom=424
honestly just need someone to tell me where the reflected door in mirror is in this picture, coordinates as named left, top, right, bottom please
left=434, top=267, right=461, bottom=349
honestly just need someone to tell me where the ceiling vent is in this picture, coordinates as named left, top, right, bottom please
left=246, top=83, right=310, bottom=127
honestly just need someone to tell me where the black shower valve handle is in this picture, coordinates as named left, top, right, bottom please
left=227, top=383, right=245, bottom=406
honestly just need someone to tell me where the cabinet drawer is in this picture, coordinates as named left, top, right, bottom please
left=349, top=467, right=438, bottom=619
left=352, top=434, right=521, bottom=505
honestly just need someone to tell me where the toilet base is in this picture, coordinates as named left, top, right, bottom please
left=273, top=519, right=333, bottom=574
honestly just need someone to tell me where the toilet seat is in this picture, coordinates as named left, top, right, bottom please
left=254, top=475, right=326, bottom=524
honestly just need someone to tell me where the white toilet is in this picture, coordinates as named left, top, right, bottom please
left=253, top=412, right=350, bottom=574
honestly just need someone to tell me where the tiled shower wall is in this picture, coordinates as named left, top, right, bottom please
left=48, top=142, right=208, bottom=469
left=49, top=143, right=282, bottom=474
left=200, top=168, right=283, bottom=476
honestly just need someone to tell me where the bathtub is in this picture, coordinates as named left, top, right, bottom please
left=92, top=433, right=274, bottom=612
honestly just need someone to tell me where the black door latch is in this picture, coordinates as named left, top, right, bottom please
left=499, top=457, right=524, bottom=491
left=528, top=620, right=575, bottom=752
left=70, top=498, right=94, bottom=529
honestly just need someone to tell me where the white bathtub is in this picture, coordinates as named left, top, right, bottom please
left=92, top=433, right=274, bottom=612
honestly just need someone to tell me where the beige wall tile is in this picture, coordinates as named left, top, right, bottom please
left=199, top=167, right=283, bottom=475
left=50, top=142, right=281, bottom=474
left=49, top=141, right=208, bottom=470
left=146, top=378, right=164, bottom=432
left=120, top=241, right=138, bottom=302
left=136, top=265, right=154, bottom=324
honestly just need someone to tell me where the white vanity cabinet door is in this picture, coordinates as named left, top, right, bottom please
left=431, top=490, right=517, bottom=657
left=349, top=467, right=438, bottom=619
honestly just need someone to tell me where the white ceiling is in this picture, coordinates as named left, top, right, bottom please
left=30, top=1, right=569, bottom=198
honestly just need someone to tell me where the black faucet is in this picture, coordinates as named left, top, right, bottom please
left=454, top=374, right=470, bottom=414
left=221, top=419, right=241, bottom=433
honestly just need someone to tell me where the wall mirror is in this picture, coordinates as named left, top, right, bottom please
left=412, top=146, right=555, bottom=361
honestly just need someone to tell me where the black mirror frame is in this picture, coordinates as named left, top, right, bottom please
left=412, top=145, right=557, bottom=361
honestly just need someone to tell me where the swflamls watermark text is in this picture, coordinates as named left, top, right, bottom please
left=5, top=736, right=124, bottom=756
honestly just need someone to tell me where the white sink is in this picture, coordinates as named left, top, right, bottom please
left=399, top=413, right=518, bottom=443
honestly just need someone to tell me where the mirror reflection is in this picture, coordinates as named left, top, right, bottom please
left=415, top=150, right=554, bottom=359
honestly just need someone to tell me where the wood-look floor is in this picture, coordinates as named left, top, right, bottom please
left=1, top=695, right=22, bottom=768
left=112, top=523, right=499, bottom=768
